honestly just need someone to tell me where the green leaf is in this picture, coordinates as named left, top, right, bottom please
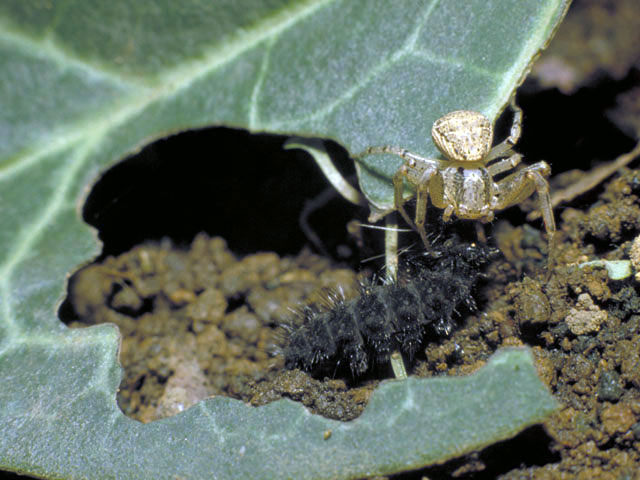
left=1, top=344, right=557, bottom=479
left=0, top=1, right=568, bottom=478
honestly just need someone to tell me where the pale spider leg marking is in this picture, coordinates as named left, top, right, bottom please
left=487, top=153, right=522, bottom=176
left=527, top=168, right=557, bottom=269
left=361, top=146, right=433, bottom=164
left=413, top=169, right=438, bottom=248
left=485, top=144, right=513, bottom=163
left=494, top=161, right=556, bottom=259
left=485, top=97, right=523, bottom=162
left=358, top=146, right=443, bottom=248
left=494, top=162, right=551, bottom=212
left=442, top=204, right=455, bottom=222
left=526, top=169, right=556, bottom=237
left=393, top=166, right=420, bottom=242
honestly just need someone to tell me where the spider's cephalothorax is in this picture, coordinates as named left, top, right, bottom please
left=355, top=99, right=556, bottom=258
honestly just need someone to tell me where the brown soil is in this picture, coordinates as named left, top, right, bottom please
left=67, top=166, right=640, bottom=478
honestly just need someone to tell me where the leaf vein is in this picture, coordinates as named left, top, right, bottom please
left=408, top=49, right=499, bottom=79
left=249, top=36, right=278, bottom=129
left=404, top=0, right=441, bottom=50
left=0, top=137, right=98, bottom=330
left=156, top=0, right=334, bottom=105
left=0, top=24, right=146, bottom=91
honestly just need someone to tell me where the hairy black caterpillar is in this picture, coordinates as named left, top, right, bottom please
left=284, top=239, right=496, bottom=377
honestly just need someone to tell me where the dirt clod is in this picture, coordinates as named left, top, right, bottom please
left=600, top=403, right=636, bottom=436
left=598, top=370, right=624, bottom=402
left=513, top=277, right=551, bottom=328
left=565, top=293, right=608, bottom=335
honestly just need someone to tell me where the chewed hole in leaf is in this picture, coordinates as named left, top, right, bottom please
left=82, top=127, right=357, bottom=256
left=59, top=128, right=367, bottom=422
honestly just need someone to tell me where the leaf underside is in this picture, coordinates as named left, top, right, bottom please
left=0, top=1, right=568, bottom=478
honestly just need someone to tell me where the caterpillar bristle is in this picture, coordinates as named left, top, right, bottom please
left=283, top=237, right=497, bottom=379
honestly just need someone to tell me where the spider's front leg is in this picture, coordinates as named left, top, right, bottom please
left=392, top=165, right=420, bottom=242
left=487, top=153, right=522, bottom=176
left=392, top=165, right=435, bottom=249
left=494, top=161, right=556, bottom=263
left=356, top=146, right=440, bottom=249
left=486, top=97, right=523, bottom=162
left=358, top=146, right=431, bottom=165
